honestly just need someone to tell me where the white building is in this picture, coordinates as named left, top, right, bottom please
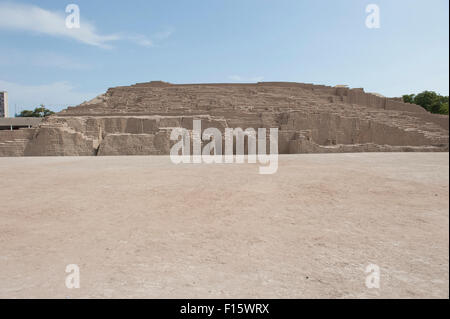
left=0, top=91, right=8, bottom=118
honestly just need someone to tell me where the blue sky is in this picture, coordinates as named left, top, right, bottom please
left=0, top=0, right=448, bottom=115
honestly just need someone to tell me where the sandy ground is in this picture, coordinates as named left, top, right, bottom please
left=0, top=153, right=448, bottom=299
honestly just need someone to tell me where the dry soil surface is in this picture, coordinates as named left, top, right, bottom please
left=0, top=153, right=448, bottom=298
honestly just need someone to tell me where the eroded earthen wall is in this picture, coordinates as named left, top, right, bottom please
left=1, top=82, right=448, bottom=156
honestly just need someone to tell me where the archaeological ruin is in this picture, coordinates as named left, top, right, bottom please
left=0, top=81, right=448, bottom=156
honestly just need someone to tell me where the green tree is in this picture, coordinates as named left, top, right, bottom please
left=440, top=102, right=449, bottom=115
left=18, top=110, right=35, bottom=117
left=18, top=105, right=55, bottom=117
left=402, top=94, right=415, bottom=104
left=402, top=91, right=449, bottom=115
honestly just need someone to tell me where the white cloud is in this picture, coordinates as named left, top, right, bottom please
left=0, top=80, right=100, bottom=115
left=128, top=34, right=154, bottom=47
left=128, top=27, right=175, bottom=47
left=153, top=28, right=175, bottom=40
left=0, top=3, right=171, bottom=49
left=228, top=75, right=264, bottom=82
left=0, top=2, right=119, bottom=48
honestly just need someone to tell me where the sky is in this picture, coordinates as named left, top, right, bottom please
left=0, top=0, right=448, bottom=116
